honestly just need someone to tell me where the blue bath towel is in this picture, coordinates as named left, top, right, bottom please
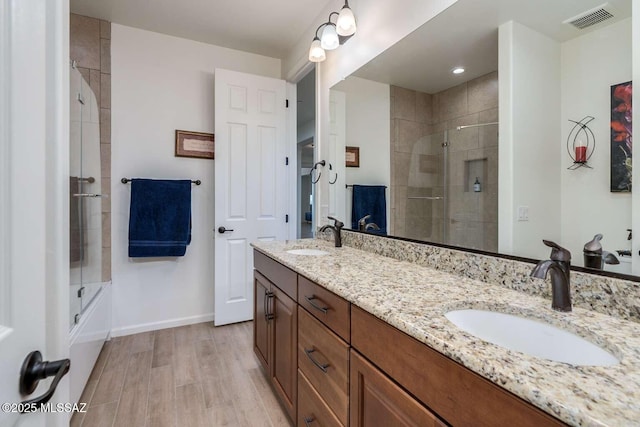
left=351, top=185, right=387, bottom=235
left=128, top=179, right=192, bottom=257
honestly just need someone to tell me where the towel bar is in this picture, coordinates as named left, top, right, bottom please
left=121, top=178, right=201, bottom=185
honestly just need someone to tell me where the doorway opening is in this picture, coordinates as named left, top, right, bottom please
left=296, top=66, right=315, bottom=238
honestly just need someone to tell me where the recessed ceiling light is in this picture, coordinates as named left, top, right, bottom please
left=452, top=67, right=465, bottom=74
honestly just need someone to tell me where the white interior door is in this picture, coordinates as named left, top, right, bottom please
left=214, top=69, right=289, bottom=326
left=1, top=0, right=68, bottom=426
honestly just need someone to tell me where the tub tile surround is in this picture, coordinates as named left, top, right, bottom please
left=253, top=238, right=640, bottom=426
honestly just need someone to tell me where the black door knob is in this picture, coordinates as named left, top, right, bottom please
left=19, top=351, right=70, bottom=411
left=218, top=226, right=234, bottom=234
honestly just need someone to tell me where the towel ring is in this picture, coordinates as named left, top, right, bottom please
left=310, top=169, right=321, bottom=184
left=310, top=160, right=326, bottom=184
left=328, top=163, right=338, bottom=185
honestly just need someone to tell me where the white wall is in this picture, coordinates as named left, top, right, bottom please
left=498, top=21, right=561, bottom=260
left=111, top=24, right=280, bottom=335
left=561, top=18, right=632, bottom=264
left=333, top=76, right=391, bottom=228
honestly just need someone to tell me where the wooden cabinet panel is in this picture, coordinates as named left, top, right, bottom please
left=254, top=250, right=297, bottom=299
left=272, top=285, right=298, bottom=421
left=253, top=271, right=270, bottom=371
left=350, top=350, right=446, bottom=427
left=298, top=307, right=349, bottom=425
left=351, top=307, right=566, bottom=427
left=298, top=370, right=343, bottom=427
left=298, top=275, right=350, bottom=342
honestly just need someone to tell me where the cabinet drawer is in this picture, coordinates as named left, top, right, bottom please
left=298, top=370, right=343, bottom=427
left=254, top=250, right=297, bottom=300
left=351, top=307, right=565, bottom=427
left=298, top=275, right=350, bottom=342
left=298, top=307, right=349, bottom=425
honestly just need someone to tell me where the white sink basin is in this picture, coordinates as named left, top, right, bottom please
left=445, top=309, right=619, bottom=366
left=286, top=248, right=329, bottom=256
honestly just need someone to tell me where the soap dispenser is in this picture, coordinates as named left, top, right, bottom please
left=473, top=177, right=481, bottom=192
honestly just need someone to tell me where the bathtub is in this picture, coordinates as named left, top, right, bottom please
left=69, top=282, right=111, bottom=404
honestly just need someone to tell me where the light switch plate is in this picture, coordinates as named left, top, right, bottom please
left=517, top=206, right=529, bottom=221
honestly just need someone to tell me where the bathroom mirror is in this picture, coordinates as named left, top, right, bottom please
left=328, top=0, right=634, bottom=276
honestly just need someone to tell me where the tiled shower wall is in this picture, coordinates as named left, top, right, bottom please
left=70, top=14, right=111, bottom=281
left=390, top=71, right=498, bottom=252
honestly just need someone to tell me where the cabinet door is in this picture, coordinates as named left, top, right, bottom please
left=271, top=285, right=298, bottom=421
left=253, top=271, right=271, bottom=371
left=350, top=350, right=446, bottom=427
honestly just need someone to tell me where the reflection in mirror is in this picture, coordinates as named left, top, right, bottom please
left=329, top=0, right=633, bottom=275
left=297, top=66, right=316, bottom=238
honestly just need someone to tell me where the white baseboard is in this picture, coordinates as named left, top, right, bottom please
left=110, top=313, right=215, bottom=337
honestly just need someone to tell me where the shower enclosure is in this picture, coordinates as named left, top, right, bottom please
left=69, top=63, right=103, bottom=330
left=397, top=122, right=498, bottom=252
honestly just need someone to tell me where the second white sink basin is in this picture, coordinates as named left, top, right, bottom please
left=286, top=248, right=329, bottom=256
left=445, top=309, right=619, bottom=366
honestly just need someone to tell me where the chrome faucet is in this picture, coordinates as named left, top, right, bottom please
left=358, top=215, right=380, bottom=232
left=530, top=240, right=572, bottom=312
left=319, top=216, right=344, bottom=247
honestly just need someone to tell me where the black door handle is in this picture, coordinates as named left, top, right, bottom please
left=218, top=226, right=234, bottom=234
left=19, top=351, right=70, bottom=411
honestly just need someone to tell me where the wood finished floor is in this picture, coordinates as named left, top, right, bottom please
left=71, top=321, right=292, bottom=427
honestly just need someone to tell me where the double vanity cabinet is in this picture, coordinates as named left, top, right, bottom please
left=252, top=249, right=564, bottom=427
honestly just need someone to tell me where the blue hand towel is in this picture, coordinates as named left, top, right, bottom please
left=351, top=185, right=387, bottom=235
left=128, top=179, right=192, bottom=257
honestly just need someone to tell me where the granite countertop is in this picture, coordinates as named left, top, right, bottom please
left=251, top=239, right=640, bottom=427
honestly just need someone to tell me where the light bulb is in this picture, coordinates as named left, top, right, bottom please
left=320, top=24, right=339, bottom=50
left=336, top=5, right=356, bottom=36
left=308, top=38, right=326, bottom=62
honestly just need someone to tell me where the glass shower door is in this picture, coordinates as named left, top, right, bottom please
left=69, top=65, right=83, bottom=329
left=399, top=130, right=447, bottom=243
left=444, top=123, right=499, bottom=252
left=394, top=122, right=498, bottom=252
left=69, top=64, right=102, bottom=330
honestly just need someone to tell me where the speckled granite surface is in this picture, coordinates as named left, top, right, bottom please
left=333, top=230, right=640, bottom=323
left=252, top=239, right=640, bottom=427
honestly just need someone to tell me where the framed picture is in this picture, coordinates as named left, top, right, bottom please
left=346, top=146, right=360, bottom=167
left=175, top=130, right=215, bottom=159
left=610, top=81, right=632, bottom=192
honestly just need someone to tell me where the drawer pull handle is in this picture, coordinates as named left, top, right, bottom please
left=304, top=348, right=329, bottom=373
left=304, top=416, right=315, bottom=426
left=263, top=289, right=268, bottom=322
left=305, top=295, right=329, bottom=314
left=265, top=291, right=275, bottom=322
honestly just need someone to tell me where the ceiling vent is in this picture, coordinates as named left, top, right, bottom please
left=564, top=4, right=614, bottom=30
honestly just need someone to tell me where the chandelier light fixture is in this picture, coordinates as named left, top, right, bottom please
left=308, top=1, right=357, bottom=63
